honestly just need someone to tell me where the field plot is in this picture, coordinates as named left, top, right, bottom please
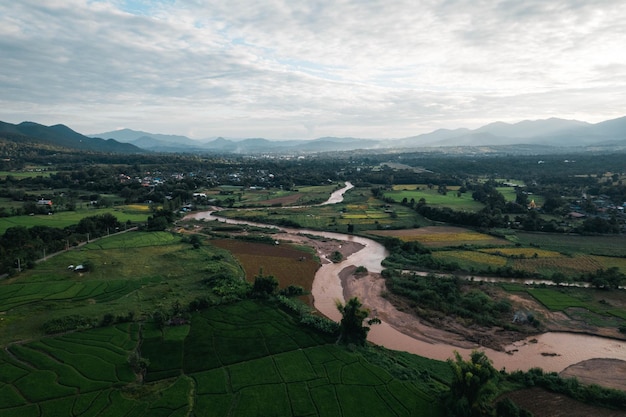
left=517, top=286, right=626, bottom=327
left=0, top=231, right=241, bottom=345
left=212, top=239, right=319, bottom=295
left=514, top=233, right=626, bottom=258
left=0, top=300, right=449, bottom=416
left=0, top=207, right=150, bottom=234
left=385, top=185, right=484, bottom=211
left=510, top=255, right=604, bottom=276
left=432, top=250, right=508, bottom=270
left=368, top=226, right=509, bottom=247
left=162, top=301, right=448, bottom=416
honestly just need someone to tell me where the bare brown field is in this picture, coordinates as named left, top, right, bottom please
left=212, top=239, right=319, bottom=296
left=256, top=193, right=303, bottom=206
left=501, top=387, right=626, bottom=417
left=368, top=226, right=510, bottom=247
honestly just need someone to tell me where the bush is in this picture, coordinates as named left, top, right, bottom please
left=42, top=315, right=93, bottom=334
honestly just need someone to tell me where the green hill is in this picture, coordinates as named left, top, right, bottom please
left=0, top=120, right=144, bottom=153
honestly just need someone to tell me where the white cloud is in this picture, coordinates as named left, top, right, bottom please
left=1, top=0, right=625, bottom=139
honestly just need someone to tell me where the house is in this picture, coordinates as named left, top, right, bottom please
left=37, top=199, right=53, bottom=206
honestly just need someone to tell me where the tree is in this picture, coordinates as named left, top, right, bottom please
left=445, top=350, right=499, bottom=417
left=251, top=270, right=279, bottom=297
left=128, top=350, right=150, bottom=383
left=336, top=297, right=380, bottom=346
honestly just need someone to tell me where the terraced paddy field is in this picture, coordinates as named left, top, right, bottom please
left=0, top=301, right=451, bottom=417
left=0, top=231, right=242, bottom=345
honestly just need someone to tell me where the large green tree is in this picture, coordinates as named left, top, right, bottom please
left=336, top=297, right=380, bottom=346
left=445, top=350, right=499, bottom=417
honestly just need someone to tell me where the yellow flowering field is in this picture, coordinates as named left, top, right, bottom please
left=122, top=204, right=152, bottom=212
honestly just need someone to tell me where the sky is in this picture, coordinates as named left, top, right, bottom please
left=1, top=0, right=625, bottom=140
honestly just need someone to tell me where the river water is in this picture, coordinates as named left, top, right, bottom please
left=184, top=183, right=626, bottom=373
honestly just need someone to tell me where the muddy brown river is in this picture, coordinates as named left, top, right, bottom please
left=185, top=183, right=626, bottom=373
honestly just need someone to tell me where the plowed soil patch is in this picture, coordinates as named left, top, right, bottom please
left=213, top=239, right=319, bottom=302
left=501, top=387, right=626, bottom=417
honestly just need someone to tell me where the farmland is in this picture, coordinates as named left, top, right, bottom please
left=385, top=184, right=484, bottom=211
left=366, top=226, right=626, bottom=278
left=2, top=147, right=626, bottom=416
left=212, top=239, right=320, bottom=304
left=368, top=226, right=509, bottom=247
left=218, top=185, right=425, bottom=232
left=205, top=184, right=340, bottom=208
left=0, top=300, right=451, bottom=417
left=0, top=231, right=242, bottom=345
left=502, top=284, right=626, bottom=328
left=0, top=206, right=152, bottom=234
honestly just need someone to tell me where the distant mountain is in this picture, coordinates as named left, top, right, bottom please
left=93, top=128, right=198, bottom=146
left=397, top=117, right=625, bottom=148
left=0, top=121, right=143, bottom=153
left=91, top=129, right=384, bottom=153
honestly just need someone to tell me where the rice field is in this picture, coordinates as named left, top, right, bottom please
left=0, top=231, right=241, bottom=345
left=480, top=248, right=564, bottom=258
left=514, top=233, right=626, bottom=258
left=368, top=226, right=510, bottom=247
left=0, top=207, right=150, bottom=234
left=510, top=255, right=604, bottom=276
left=384, top=187, right=483, bottom=211
left=432, top=250, right=508, bottom=269
left=0, top=301, right=450, bottom=417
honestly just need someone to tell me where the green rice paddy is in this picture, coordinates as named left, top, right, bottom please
left=0, top=301, right=450, bottom=417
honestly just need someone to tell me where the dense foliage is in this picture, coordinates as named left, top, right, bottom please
left=383, top=271, right=514, bottom=327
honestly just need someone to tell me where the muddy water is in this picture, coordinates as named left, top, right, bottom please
left=183, top=184, right=626, bottom=373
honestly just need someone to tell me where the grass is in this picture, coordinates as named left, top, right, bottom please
left=0, top=231, right=242, bottom=345
left=385, top=186, right=484, bottom=211
left=0, top=207, right=151, bottom=234
left=0, top=169, right=57, bottom=179
left=507, top=286, right=626, bottom=327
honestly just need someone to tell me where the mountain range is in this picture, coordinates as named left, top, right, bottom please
left=92, top=116, right=626, bottom=153
left=1, top=116, right=625, bottom=155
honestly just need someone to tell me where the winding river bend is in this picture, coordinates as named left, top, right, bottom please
left=185, top=183, right=626, bottom=373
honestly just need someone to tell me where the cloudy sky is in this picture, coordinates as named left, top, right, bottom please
left=1, top=0, right=625, bottom=139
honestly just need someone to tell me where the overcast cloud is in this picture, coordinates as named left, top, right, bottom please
left=1, top=0, right=625, bottom=139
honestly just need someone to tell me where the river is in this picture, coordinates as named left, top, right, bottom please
left=184, top=182, right=626, bottom=373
